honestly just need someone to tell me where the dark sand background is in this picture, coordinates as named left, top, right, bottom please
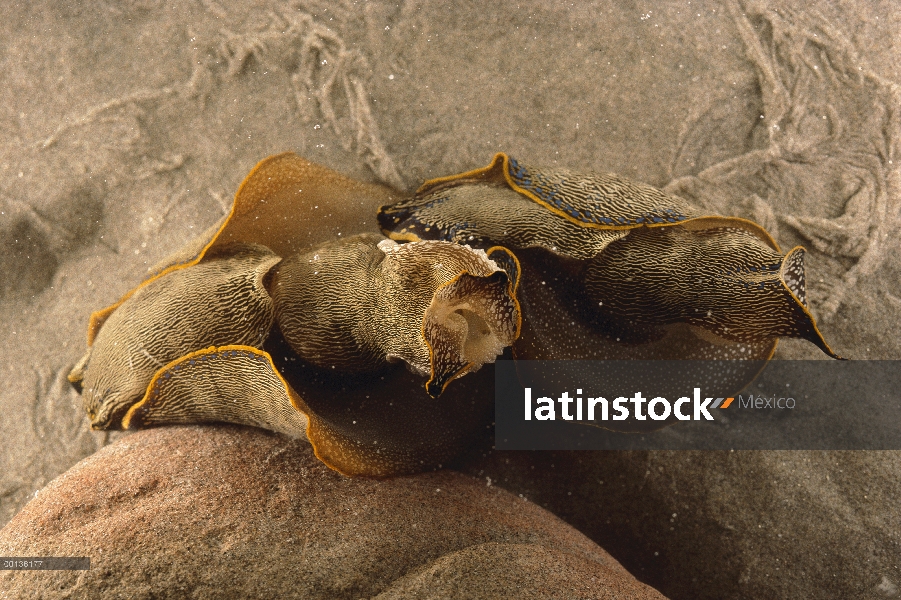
left=1, top=0, right=900, bottom=598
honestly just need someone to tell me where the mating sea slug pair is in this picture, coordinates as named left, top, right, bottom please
left=68, top=153, right=839, bottom=476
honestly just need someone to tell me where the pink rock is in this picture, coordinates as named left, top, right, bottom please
left=0, top=426, right=665, bottom=599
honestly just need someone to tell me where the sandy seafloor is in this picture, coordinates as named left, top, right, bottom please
left=1, top=0, right=900, bottom=598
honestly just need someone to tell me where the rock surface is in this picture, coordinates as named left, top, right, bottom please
left=469, top=449, right=901, bottom=600
left=0, top=425, right=665, bottom=599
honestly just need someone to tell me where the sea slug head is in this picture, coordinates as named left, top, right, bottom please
left=272, top=235, right=522, bottom=399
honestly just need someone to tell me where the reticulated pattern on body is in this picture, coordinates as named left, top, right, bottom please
left=69, top=152, right=841, bottom=475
